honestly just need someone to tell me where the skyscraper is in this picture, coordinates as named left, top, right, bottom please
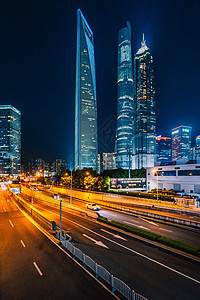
left=75, top=9, right=98, bottom=170
left=133, top=35, right=156, bottom=169
left=156, top=136, right=172, bottom=163
left=172, top=125, right=192, bottom=161
left=0, top=105, right=21, bottom=176
left=115, top=21, right=134, bottom=170
left=195, top=135, right=200, bottom=160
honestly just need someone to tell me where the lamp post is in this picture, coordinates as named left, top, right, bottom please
left=70, top=170, right=72, bottom=204
left=127, top=144, right=131, bottom=179
left=153, top=169, right=158, bottom=201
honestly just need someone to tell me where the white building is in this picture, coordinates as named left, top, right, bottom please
left=147, top=163, right=200, bottom=195
left=102, top=153, right=116, bottom=171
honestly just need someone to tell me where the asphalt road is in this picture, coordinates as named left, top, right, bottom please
left=0, top=190, right=115, bottom=300
left=35, top=189, right=200, bottom=248
left=20, top=194, right=200, bottom=300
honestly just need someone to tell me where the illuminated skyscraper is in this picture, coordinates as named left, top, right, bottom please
left=195, top=135, right=200, bottom=160
left=133, top=35, right=156, bottom=169
left=75, top=9, right=98, bottom=170
left=156, top=136, right=172, bottom=163
left=115, top=22, right=134, bottom=169
left=172, top=125, right=192, bottom=161
left=0, top=105, right=21, bottom=176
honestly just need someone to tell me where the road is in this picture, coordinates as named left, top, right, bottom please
left=0, top=190, right=115, bottom=300
left=34, top=188, right=200, bottom=248
left=19, top=192, right=200, bottom=300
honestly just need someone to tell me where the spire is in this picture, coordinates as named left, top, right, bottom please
left=136, top=33, right=149, bottom=55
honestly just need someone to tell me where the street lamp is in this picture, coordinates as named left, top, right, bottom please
left=59, top=199, right=62, bottom=240
left=153, top=169, right=158, bottom=201
left=70, top=170, right=72, bottom=204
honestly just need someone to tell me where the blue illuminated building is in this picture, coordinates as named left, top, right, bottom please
left=115, top=21, right=134, bottom=169
left=75, top=9, right=98, bottom=170
left=0, top=105, right=21, bottom=176
left=156, top=136, right=172, bottom=163
left=172, top=125, right=192, bottom=162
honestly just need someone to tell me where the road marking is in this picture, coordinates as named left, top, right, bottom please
left=124, top=221, right=139, bottom=226
left=39, top=206, right=200, bottom=284
left=101, top=229, right=127, bottom=241
left=9, top=220, right=14, bottom=227
left=3, top=207, right=6, bottom=212
left=20, top=240, right=26, bottom=247
left=160, top=228, right=173, bottom=232
left=83, top=234, right=109, bottom=248
left=33, top=262, right=43, bottom=276
left=139, top=217, right=159, bottom=226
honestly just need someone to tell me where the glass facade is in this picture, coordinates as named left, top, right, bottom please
left=172, top=125, right=192, bottom=161
left=75, top=9, right=98, bottom=170
left=156, top=136, right=172, bottom=162
left=0, top=105, right=21, bottom=176
left=115, top=22, right=134, bottom=169
left=133, top=36, right=156, bottom=169
left=195, top=135, right=200, bottom=160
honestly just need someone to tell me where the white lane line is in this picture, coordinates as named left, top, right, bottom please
left=139, top=217, right=159, bottom=226
left=33, top=262, right=43, bottom=276
left=20, top=240, right=26, bottom=247
left=123, top=221, right=150, bottom=230
left=39, top=207, right=200, bottom=284
left=9, top=220, right=14, bottom=227
left=124, top=221, right=139, bottom=226
left=160, top=228, right=173, bottom=233
left=3, top=207, right=6, bottom=212
left=101, top=229, right=127, bottom=241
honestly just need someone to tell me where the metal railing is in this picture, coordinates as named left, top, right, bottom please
left=61, top=238, right=148, bottom=300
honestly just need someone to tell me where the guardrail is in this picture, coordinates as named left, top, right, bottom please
left=60, top=237, right=148, bottom=300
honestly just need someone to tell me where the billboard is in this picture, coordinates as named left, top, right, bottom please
left=110, top=178, right=146, bottom=190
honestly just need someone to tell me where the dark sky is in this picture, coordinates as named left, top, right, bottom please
left=0, top=0, right=199, bottom=166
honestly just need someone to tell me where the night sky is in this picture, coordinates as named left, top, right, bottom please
left=0, top=0, right=199, bottom=166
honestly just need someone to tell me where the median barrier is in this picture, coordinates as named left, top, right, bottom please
left=60, top=237, right=148, bottom=300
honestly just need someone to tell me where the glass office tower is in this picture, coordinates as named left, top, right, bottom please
left=172, top=125, right=192, bottom=161
left=115, top=21, right=134, bottom=169
left=75, top=9, right=98, bottom=170
left=196, top=135, right=200, bottom=160
left=133, top=35, right=156, bottom=169
left=156, top=136, right=172, bottom=163
left=0, top=105, right=21, bottom=176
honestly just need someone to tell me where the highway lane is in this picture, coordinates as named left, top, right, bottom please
left=21, top=195, right=200, bottom=300
left=33, top=189, right=200, bottom=248
left=0, top=190, right=115, bottom=300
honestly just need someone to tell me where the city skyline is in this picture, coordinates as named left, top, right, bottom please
left=0, top=1, right=199, bottom=164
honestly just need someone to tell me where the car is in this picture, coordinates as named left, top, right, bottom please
left=86, top=203, right=101, bottom=211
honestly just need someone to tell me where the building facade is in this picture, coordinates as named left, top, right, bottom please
left=53, top=159, right=66, bottom=175
left=172, top=125, right=192, bottom=162
left=75, top=9, right=98, bottom=170
left=0, top=105, right=21, bottom=176
left=196, top=135, right=200, bottom=160
left=102, top=153, right=116, bottom=171
left=115, top=21, right=134, bottom=170
left=28, top=158, right=45, bottom=175
left=133, top=35, right=156, bottom=169
left=147, top=163, right=200, bottom=195
left=156, top=136, right=172, bottom=163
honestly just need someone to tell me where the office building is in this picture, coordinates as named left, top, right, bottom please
left=28, top=158, right=45, bottom=175
left=156, top=136, right=172, bottom=163
left=196, top=136, right=200, bottom=160
left=0, top=105, right=21, bottom=176
left=172, top=125, right=192, bottom=162
left=97, top=154, right=101, bottom=174
left=133, top=35, right=156, bottom=169
left=102, top=153, right=116, bottom=171
left=53, top=159, right=66, bottom=175
left=75, top=9, right=98, bottom=170
left=147, top=163, right=200, bottom=195
left=115, top=21, right=134, bottom=169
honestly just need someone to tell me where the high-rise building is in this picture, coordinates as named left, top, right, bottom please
left=28, top=158, right=45, bottom=175
left=195, top=135, right=200, bottom=160
left=75, top=9, right=98, bottom=170
left=0, top=105, right=21, bottom=176
left=97, top=154, right=101, bottom=174
left=156, top=136, right=172, bottom=163
left=133, top=35, right=156, bottom=169
left=53, top=159, right=66, bottom=175
left=102, top=153, right=116, bottom=171
left=172, top=125, right=192, bottom=161
left=115, top=21, right=134, bottom=170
